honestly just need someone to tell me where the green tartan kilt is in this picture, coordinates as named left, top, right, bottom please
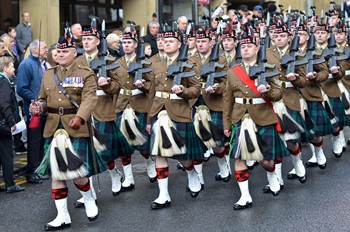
left=117, top=111, right=150, bottom=151
left=193, top=96, right=225, bottom=146
left=42, top=136, right=108, bottom=177
left=150, top=116, right=206, bottom=160
left=328, top=97, right=350, bottom=127
left=94, top=118, right=134, bottom=162
left=229, top=122, right=290, bottom=161
left=286, top=107, right=315, bottom=143
left=306, top=101, right=336, bottom=136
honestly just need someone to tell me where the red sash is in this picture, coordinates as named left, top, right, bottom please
left=232, top=65, right=281, bottom=132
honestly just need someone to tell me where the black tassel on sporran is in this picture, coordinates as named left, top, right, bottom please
left=170, top=126, right=185, bottom=148
left=209, top=121, right=224, bottom=141
left=55, top=147, right=68, bottom=172
left=124, top=119, right=136, bottom=140
left=66, top=148, right=84, bottom=171
left=199, top=120, right=212, bottom=141
left=160, top=126, right=172, bottom=149
left=244, top=129, right=255, bottom=153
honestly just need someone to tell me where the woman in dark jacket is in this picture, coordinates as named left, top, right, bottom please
left=0, top=56, right=25, bottom=193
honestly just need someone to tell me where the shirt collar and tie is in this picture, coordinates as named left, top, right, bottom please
left=125, top=54, right=137, bottom=67
left=166, top=54, right=179, bottom=67
left=200, top=52, right=210, bottom=64
left=84, top=50, right=99, bottom=66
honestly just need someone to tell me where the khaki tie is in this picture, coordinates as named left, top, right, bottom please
left=62, top=68, right=67, bottom=77
left=245, top=65, right=250, bottom=75
left=87, top=56, right=92, bottom=66
left=201, top=56, right=206, bottom=64
left=126, top=59, right=130, bottom=67
left=167, top=58, right=172, bottom=67
left=227, top=55, right=232, bottom=64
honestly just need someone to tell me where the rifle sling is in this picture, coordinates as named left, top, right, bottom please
left=232, top=65, right=281, bottom=132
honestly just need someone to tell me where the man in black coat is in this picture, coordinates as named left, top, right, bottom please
left=0, top=56, right=25, bottom=193
left=144, top=20, right=159, bottom=56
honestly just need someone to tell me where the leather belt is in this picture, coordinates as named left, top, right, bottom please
left=119, top=89, right=143, bottom=96
left=48, top=107, right=77, bottom=116
left=235, top=97, right=266, bottom=105
left=281, top=81, right=293, bottom=88
left=96, top=90, right=107, bottom=96
left=155, top=91, right=183, bottom=100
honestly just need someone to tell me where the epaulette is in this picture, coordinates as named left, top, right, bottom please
left=47, top=65, right=57, bottom=70
left=77, top=64, right=91, bottom=71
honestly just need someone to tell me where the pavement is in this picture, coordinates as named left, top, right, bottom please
left=0, top=151, right=28, bottom=188
left=1, top=134, right=350, bottom=231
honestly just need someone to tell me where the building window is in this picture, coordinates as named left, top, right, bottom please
left=60, top=0, right=122, bottom=31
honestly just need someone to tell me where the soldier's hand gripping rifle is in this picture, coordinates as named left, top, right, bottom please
left=167, top=24, right=195, bottom=86
left=201, top=22, right=227, bottom=88
left=322, top=19, right=349, bottom=72
left=249, top=26, right=280, bottom=90
left=305, top=17, right=326, bottom=75
left=128, top=22, right=153, bottom=84
left=280, top=18, right=308, bottom=75
left=90, top=18, right=120, bottom=77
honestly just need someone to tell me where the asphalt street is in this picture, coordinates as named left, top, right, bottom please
left=1, top=132, right=350, bottom=232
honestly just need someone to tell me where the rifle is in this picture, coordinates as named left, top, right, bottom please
left=305, top=17, right=326, bottom=74
left=322, top=19, right=349, bottom=71
left=249, top=25, right=280, bottom=88
left=280, top=18, right=308, bottom=75
left=128, top=23, right=153, bottom=84
left=90, top=19, right=120, bottom=76
left=201, top=21, right=227, bottom=88
left=167, top=24, right=195, bottom=86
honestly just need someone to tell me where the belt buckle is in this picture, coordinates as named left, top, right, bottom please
left=58, top=107, right=64, bottom=116
left=125, top=89, right=132, bottom=96
left=281, top=81, right=286, bottom=88
left=243, top=98, right=252, bottom=104
left=201, top=82, right=206, bottom=89
left=161, top=92, right=170, bottom=99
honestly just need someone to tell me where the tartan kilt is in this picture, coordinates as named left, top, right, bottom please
left=43, top=136, right=108, bottom=177
left=150, top=116, right=206, bottom=160
left=193, top=96, right=225, bottom=146
left=94, top=118, right=133, bottom=162
left=328, top=97, right=350, bottom=127
left=306, top=101, right=335, bottom=136
left=286, top=107, right=315, bottom=143
left=229, top=122, right=290, bottom=161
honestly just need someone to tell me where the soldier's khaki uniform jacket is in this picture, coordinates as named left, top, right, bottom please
left=223, top=64, right=282, bottom=131
left=196, top=53, right=228, bottom=112
left=150, top=53, right=164, bottom=64
left=148, top=57, right=201, bottom=124
left=298, top=47, right=329, bottom=102
left=75, top=55, right=120, bottom=122
left=315, top=44, right=344, bottom=98
left=266, top=47, right=306, bottom=111
left=109, top=56, right=152, bottom=114
left=38, top=61, right=98, bottom=138
left=336, top=44, right=350, bottom=90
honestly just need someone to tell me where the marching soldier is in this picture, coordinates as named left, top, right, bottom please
left=223, top=28, right=290, bottom=210
left=74, top=24, right=134, bottom=207
left=293, top=19, right=334, bottom=171
left=266, top=22, right=310, bottom=190
left=222, top=28, right=237, bottom=67
left=314, top=16, right=349, bottom=159
left=112, top=26, right=157, bottom=188
left=35, top=35, right=102, bottom=230
left=334, top=21, right=350, bottom=144
left=147, top=29, right=205, bottom=209
left=194, top=27, right=231, bottom=185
